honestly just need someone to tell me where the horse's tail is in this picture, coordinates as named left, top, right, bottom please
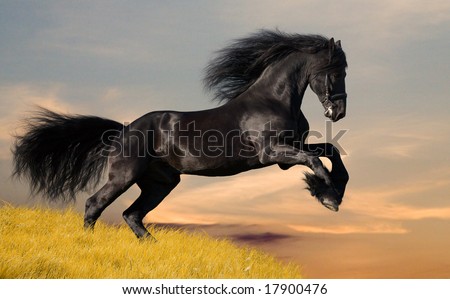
left=12, top=108, right=123, bottom=201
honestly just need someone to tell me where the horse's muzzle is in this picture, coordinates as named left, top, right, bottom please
left=325, top=97, right=346, bottom=122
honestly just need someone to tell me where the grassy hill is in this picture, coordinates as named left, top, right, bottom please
left=0, top=204, right=301, bottom=278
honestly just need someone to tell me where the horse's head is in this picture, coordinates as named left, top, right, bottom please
left=309, top=38, right=348, bottom=122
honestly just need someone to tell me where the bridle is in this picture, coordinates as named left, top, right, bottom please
left=321, top=73, right=347, bottom=117
left=322, top=73, right=348, bottom=107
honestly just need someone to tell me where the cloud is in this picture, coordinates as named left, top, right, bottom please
left=213, top=0, right=450, bottom=45
left=144, top=153, right=450, bottom=236
left=346, top=193, right=450, bottom=222
left=0, top=83, right=76, bottom=159
left=345, top=114, right=450, bottom=160
left=145, top=166, right=311, bottom=224
left=228, top=232, right=292, bottom=244
left=29, top=3, right=154, bottom=62
left=288, top=223, right=408, bottom=234
left=344, top=167, right=450, bottom=221
left=30, top=2, right=223, bottom=67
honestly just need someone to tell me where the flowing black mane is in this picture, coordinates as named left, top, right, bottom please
left=204, top=29, right=346, bottom=102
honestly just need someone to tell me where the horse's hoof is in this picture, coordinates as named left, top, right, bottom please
left=321, top=197, right=339, bottom=212
left=139, top=233, right=158, bottom=243
left=304, top=172, right=342, bottom=211
left=83, top=220, right=96, bottom=231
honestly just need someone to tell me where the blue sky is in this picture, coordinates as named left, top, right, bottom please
left=1, top=1, right=450, bottom=277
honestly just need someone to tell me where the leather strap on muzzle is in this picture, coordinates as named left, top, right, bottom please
left=321, top=73, right=347, bottom=108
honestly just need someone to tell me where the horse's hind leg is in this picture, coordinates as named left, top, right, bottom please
left=83, top=157, right=145, bottom=230
left=83, top=179, right=134, bottom=230
left=123, top=168, right=180, bottom=239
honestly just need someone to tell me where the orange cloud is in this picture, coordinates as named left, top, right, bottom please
left=0, top=84, right=74, bottom=160
left=346, top=114, right=449, bottom=160
left=288, top=223, right=408, bottom=234
left=345, top=170, right=450, bottom=221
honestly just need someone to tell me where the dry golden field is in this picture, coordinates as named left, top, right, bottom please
left=0, top=204, right=301, bottom=278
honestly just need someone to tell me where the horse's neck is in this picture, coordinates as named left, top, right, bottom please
left=241, top=53, right=309, bottom=112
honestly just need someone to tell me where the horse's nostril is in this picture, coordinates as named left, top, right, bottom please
left=333, top=111, right=346, bottom=122
left=324, top=108, right=333, bottom=118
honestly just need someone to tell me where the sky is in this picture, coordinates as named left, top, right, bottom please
left=1, top=1, right=450, bottom=278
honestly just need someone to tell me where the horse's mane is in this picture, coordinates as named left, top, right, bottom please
left=204, top=29, right=346, bottom=102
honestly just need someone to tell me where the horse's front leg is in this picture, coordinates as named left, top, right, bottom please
left=259, top=145, right=341, bottom=211
left=304, top=143, right=349, bottom=198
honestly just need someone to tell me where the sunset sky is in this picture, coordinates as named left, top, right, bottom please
left=1, top=1, right=449, bottom=278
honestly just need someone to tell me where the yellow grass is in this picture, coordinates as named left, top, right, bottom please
left=0, top=204, right=301, bottom=278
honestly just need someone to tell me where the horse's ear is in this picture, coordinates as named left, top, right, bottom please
left=329, top=38, right=335, bottom=61
left=336, top=40, right=342, bottom=49
left=329, top=38, right=335, bottom=50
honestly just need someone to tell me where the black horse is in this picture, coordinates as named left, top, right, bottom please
left=13, top=30, right=349, bottom=239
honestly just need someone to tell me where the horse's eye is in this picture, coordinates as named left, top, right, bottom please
left=331, top=73, right=342, bottom=80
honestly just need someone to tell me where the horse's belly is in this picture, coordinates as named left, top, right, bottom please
left=178, top=157, right=266, bottom=177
